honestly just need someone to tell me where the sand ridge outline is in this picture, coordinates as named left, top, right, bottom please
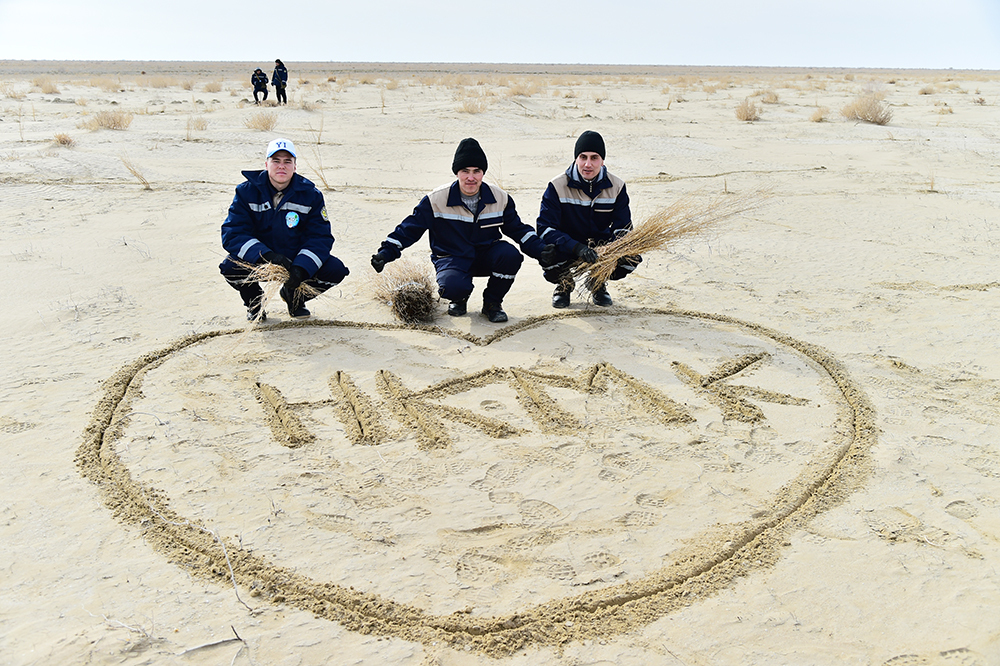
left=76, top=308, right=876, bottom=656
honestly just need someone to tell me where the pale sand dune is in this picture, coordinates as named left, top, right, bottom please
left=2, top=62, right=1000, bottom=665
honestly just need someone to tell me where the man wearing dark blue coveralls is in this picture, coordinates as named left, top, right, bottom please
left=219, top=138, right=349, bottom=321
left=369, top=138, right=552, bottom=323
left=251, top=68, right=268, bottom=104
left=536, top=130, right=641, bottom=308
left=272, top=59, right=288, bottom=105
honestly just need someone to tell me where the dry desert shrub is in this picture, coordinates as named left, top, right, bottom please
left=141, top=76, right=176, bottom=89
left=34, top=78, right=60, bottom=94
left=186, top=116, right=207, bottom=140
left=810, top=107, right=829, bottom=122
left=53, top=133, right=74, bottom=147
left=88, top=77, right=119, bottom=91
left=180, top=80, right=194, bottom=91
left=841, top=94, right=892, bottom=125
left=756, top=89, right=779, bottom=104
left=83, top=110, right=134, bottom=131
left=75, top=98, right=88, bottom=106
left=244, top=110, right=278, bottom=131
left=1, top=82, right=25, bottom=99
left=505, top=79, right=540, bottom=98
left=570, top=190, right=767, bottom=292
left=204, top=81, right=222, bottom=93
left=735, top=98, right=762, bottom=122
left=918, top=85, right=935, bottom=95
left=457, top=96, right=490, bottom=114
left=372, top=258, right=437, bottom=323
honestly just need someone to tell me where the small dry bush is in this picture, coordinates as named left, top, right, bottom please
left=1, top=82, right=25, bottom=99
left=755, top=89, right=779, bottom=104
left=204, top=81, right=222, bottom=93
left=244, top=110, right=278, bottom=131
left=810, top=107, right=829, bottom=122
left=83, top=110, right=134, bottom=130
left=142, top=76, right=176, bottom=89
left=505, top=79, right=539, bottom=98
left=841, top=94, right=892, bottom=125
left=373, top=258, right=437, bottom=323
left=34, top=78, right=60, bottom=94
left=918, top=85, right=935, bottom=95
left=89, top=77, right=120, bottom=92
left=186, top=116, right=208, bottom=140
left=735, top=98, right=762, bottom=122
left=54, top=133, right=74, bottom=147
left=180, top=80, right=194, bottom=91
left=75, top=98, right=88, bottom=106
left=974, top=96, right=986, bottom=106
left=457, top=97, right=489, bottom=114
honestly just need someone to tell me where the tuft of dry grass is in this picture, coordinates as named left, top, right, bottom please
left=233, top=260, right=323, bottom=330
left=735, top=98, right=762, bottom=122
left=841, top=94, right=893, bottom=125
left=53, top=133, right=74, bottom=147
left=119, top=152, right=151, bottom=190
left=83, top=110, right=134, bottom=130
left=34, top=78, right=60, bottom=94
left=457, top=96, right=489, bottom=114
left=372, top=258, right=437, bottom=323
left=918, top=85, right=935, bottom=95
left=244, top=110, right=278, bottom=131
left=185, top=115, right=207, bottom=140
left=0, top=82, right=25, bottom=99
left=756, top=89, right=779, bottom=104
left=810, top=107, right=829, bottom=122
left=204, top=81, right=222, bottom=93
left=569, top=190, right=768, bottom=292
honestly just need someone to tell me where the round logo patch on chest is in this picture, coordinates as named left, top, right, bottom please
left=285, top=211, right=299, bottom=228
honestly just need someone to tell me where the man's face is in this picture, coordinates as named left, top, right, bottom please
left=575, top=151, right=604, bottom=181
left=266, top=151, right=296, bottom=189
left=457, top=167, right=484, bottom=196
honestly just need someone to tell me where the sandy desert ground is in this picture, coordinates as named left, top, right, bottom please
left=3, top=61, right=1000, bottom=665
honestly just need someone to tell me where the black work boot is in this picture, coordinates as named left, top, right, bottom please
left=447, top=299, right=468, bottom=316
left=591, top=284, right=613, bottom=307
left=482, top=300, right=508, bottom=323
left=280, top=285, right=311, bottom=319
left=552, top=283, right=571, bottom=309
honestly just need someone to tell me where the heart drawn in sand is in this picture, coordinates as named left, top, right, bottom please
left=78, top=308, right=874, bottom=656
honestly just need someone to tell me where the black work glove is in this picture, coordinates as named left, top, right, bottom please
left=539, top=244, right=558, bottom=267
left=573, top=243, right=599, bottom=264
left=284, top=265, right=309, bottom=292
left=261, top=251, right=293, bottom=270
left=370, top=251, right=392, bottom=273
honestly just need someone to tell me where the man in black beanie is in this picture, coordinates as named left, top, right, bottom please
left=370, top=138, right=553, bottom=323
left=535, top=130, right=641, bottom=308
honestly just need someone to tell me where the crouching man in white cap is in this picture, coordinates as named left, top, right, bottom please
left=369, top=137, right=553, bottom=323
left=220, top=138, right=349, bottom=320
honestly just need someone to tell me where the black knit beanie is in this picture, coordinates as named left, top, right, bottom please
left=452, top=138, right=488, bottom=174
left=574, top=130, right=606, bottom=159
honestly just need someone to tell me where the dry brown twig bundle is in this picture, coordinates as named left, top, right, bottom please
left=372, top=257, right=437, bottom=323
left=236, top=260, right=321, bottom=327
left=569, top=189, right=768, bottom=292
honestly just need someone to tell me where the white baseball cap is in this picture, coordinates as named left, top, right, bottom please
left=266, top=138, right=296, bottom=159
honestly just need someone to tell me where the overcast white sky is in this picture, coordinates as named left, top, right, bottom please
left=1, top=0, right=998, bottom=69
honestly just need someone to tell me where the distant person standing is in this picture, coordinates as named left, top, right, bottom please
left=535, top=130, right=641, bottom=308
left=272, top=59, right=288, bottom=105
left=251, top=68, right=268, bottom=104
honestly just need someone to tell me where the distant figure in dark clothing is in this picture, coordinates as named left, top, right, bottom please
left=272, top=59, right=288, bottom=105
left=251, top=68, right=268, bottom=104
